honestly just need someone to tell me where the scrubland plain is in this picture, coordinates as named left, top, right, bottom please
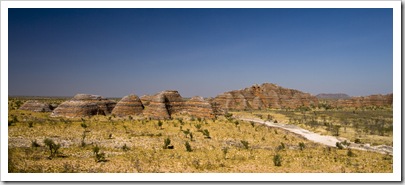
left=8, top=98, right=393, bottom=173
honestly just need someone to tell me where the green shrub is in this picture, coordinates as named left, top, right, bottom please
left=336, top=142, right=344, bottom=149
left=157, top=120, right=163, bottom=129
left=273, top=154, right=282, bottom=166
left=298, top=142, right=305, bottom=151
left=354, top=138, right=361, bottom=144
left=224, top=112, right=233, bottom=120
left=222, top=147, right=229, bottom=159
left=277, top=142, right=286, bottom=151
left=195, top=124, right=202, bottom=131
left=202, top=129, right=211, bottom=139
left=93, top=145, right=106, bottom=162
left=31, top=140, right=41, bottom=148
left=342, top=140, right=351, bottom=146
left=122, top=144, right=130, bottom=151
left=185, top=141, right=192, bottom=152
left=241, top=140, right=249, bottom=149
left=163, top=138, right=171, bottom=149
left=44, top=138, right=61, bottom=159
left=28, top=121, right=34, bottom=128
left=347, top=149, right=355, bottom=157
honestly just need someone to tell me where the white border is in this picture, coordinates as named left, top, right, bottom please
left=1, top=0, right=401, bottom=182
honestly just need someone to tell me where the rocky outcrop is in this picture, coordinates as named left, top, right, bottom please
left=111, top=94, right=144, bottom=117
left=143, top=90, right=184, bottom=119
left=184, top=96, right=215, bottom=119
left=331, top=94, right=393, bottom=108
left=19, top=100, right=53, bottom=112
left=212, top=83, right=318, bottom=112
left=51, top=94, right=116, bottom=118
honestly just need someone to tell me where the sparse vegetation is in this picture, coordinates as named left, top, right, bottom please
left=43, top=138, right=61, bottom=159
left=240, top=140, right=249, bottom=149
left=298, top=142, right=305, bottom=151
left=273, top=154, right=282, bottom=166
left=93, top=145, right=106, bottom=162
left=7, top=97, right=393, bottom=173
left=185, top=141, right=192, bottom=152
left=202, top=129, right=211, bottom=139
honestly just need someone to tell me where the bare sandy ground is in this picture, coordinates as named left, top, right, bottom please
left=238, top=117, right=393, bottom=155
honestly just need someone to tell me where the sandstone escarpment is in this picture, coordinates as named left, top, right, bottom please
left=19, top=100, right=54, bottom=112
left=51, top=94, right=116, bottom=118
left=143, top=90, right=185, bottom=119
left=184, top=96, right=215, bottom=119
left=111, top=94, right=144, bottom=117
left=212, top=83, right=318, bottom=112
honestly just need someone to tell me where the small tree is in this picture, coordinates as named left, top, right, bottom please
left=157, top=120, right=163, bottom=129
left=273, top=154, right=282, bottom=166
left=44, top=138, right=61, bottom=159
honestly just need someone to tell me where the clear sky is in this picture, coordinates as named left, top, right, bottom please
left=8, top=8, right=393, bottom=98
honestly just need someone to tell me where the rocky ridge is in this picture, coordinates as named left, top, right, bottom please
left=212, top=83, right=319, bottom=113
left=328, top=94, right=393, bottom=108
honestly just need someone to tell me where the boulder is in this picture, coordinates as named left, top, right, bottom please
left=111, top=94, right=144, bottom=117
left=19, top=100, right=53, bottom=112
left=51, top=94, right=116, bottom=118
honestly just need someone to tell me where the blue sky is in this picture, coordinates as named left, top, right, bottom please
left=8, top=8, right=393, bottom=98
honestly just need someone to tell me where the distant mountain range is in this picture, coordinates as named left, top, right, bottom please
left=315, top=93, right=351, bottom=100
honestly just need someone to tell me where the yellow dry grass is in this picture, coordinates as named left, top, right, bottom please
left=8, top=109, right=392, bottom=173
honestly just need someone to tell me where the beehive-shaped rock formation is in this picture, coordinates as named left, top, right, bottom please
left=111, top=94, right=144, bottom=117
left=184, top=96, right=215, bottom=119
left=143, top=90, right=185, bottom=119
left=212, top=83, right=318, bottom=112
left=19, top=100, right=53, bottom=112
left=140, top=95, right=153, bottom=107
left=51, top=94, right=116, bottom=118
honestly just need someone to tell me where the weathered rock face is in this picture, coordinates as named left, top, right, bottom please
left=19, top=100, right=53, bottom=112
left=212, top=83, right=319, bottom=112
left=111, top=94, right=144, bottom=117
left=330, top=93, right=393, bottom=108
left=184, top=96, right=215, bottom=119
left=143, top=91, right=184, bottom=119
left=51, top=94, right=116, bottom=118
left=140, top=95, right=153, bottom=107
